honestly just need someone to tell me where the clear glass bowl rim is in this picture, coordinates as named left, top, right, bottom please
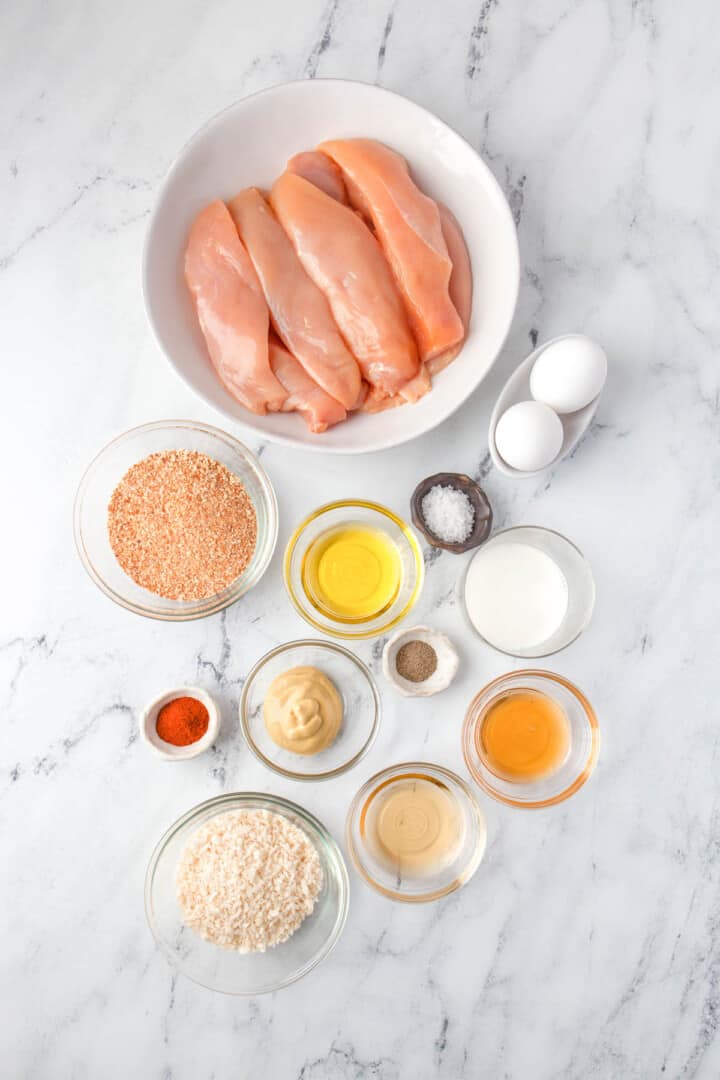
left=239, top=638, right=382, bottom=781
left=461, top=524, right=596, bottom=658
left=283, top=498, right=425, bottom=640
left=73, top=418, right=279, bottom=621
left=345, top=761, right=487, bottom=903
left=462, top=669, right=600, bottom=809
left=144, top=790, right=350, bottom=994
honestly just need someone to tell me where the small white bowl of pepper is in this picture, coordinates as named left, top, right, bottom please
left=382, top=626, right=459, bottom=697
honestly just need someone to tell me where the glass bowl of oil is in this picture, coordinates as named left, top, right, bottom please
left=462, top=670, right=600, bottom=809
left=346, top=762, right=487, bottom=902
left=284, top=500, right=424, bottom=640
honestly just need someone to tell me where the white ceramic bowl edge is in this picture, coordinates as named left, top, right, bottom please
left=143, top=79, right=519, bottom=455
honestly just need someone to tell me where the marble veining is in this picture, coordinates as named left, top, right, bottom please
left=2, top=0, right=719, bottom=1076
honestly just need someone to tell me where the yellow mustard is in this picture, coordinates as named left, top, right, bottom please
left=263, top=666, right=342, bottom=755
left=301, top=523, right=401, bottom=623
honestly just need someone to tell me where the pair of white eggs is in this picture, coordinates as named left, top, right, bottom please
left=495, top=337, right=607, bottom=474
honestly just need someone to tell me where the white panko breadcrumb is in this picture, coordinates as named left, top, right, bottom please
left=175, top=809, right=323, bottom=953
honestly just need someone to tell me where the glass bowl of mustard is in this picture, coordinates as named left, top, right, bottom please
left=346, top=763, right=487, bottom=902
left=284, top=500, right=424, bottom=640
left=462, top=670, right=600, bottom=809
left=240, top=639, right=381, bottom=781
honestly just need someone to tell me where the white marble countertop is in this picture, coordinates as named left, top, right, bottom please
left=3, top=0, right=719, bottom=1076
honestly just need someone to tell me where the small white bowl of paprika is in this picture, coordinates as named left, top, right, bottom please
left=141, top=686, right=220, bottom=760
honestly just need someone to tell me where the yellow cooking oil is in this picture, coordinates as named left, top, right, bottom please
left=301, top=523, right=402, bottom=623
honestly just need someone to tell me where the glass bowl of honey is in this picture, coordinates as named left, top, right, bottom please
left=462, top=671, right=600, bottom=808
left=284, top=500, right=424, bottom=640
left=346, top=763, right=487, bottom=902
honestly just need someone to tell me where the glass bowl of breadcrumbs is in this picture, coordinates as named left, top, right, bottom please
left=74, top=420, right=278, bottom=620
left=145, top=792, right=349, bottom=994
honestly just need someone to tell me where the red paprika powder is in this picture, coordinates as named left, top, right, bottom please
left=156, top=696, right=209, bottom=746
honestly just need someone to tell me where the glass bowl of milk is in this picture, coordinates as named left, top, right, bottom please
left=462, top=526, right=595, bottom=657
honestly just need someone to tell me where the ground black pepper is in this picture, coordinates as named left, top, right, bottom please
left=395, top=640, right=438, bottom=683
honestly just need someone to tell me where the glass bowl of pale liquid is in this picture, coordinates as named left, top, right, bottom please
left=346, top=762, right=487, bottom=902
left=462, top=526, right=595, bottom=657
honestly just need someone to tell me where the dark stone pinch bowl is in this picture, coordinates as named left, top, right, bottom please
left=410, top=473, right=493, bottom=554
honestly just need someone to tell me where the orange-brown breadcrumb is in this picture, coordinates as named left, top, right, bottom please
left=108, top=449, right=257, bottom=601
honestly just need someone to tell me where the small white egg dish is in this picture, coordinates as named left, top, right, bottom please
left=382, top=626, right=459, bottom=698
left=490, top=333, right=608, bottom=478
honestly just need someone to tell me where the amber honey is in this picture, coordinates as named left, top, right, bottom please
left=476, top=688, right=570, bottom=782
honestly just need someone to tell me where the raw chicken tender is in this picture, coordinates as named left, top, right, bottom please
left=228, top=188, right=361, bottom=410
left=440, top=203, right=472, bottom=330
left=269, top=340, right=346, bottom=433
left=362, top=365, right=431, bottom=412
left=427, top=203, right=473, bottom=377
left=286, top=152, right=349, bottom=205
left=319, top=139, right=464, bottom=362
left=184, top=200, right=285, bottom=414
left=270, top=172, right=420, bottom=397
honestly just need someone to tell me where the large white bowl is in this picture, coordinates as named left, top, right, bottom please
left=143, top=79, right=519, bottom=455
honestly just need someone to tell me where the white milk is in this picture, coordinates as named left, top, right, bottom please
left=464, top=542, right=568, bottom=653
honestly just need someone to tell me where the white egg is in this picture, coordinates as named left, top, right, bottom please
left=495, top=400, right=564, bottom=473
left=529, top=335, right=607, bottom=414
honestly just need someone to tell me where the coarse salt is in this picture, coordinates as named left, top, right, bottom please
left=421, top=485, right=475, bottom=543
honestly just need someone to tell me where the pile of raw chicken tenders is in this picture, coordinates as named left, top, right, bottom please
left=185, top=139, right=472, bottom=433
